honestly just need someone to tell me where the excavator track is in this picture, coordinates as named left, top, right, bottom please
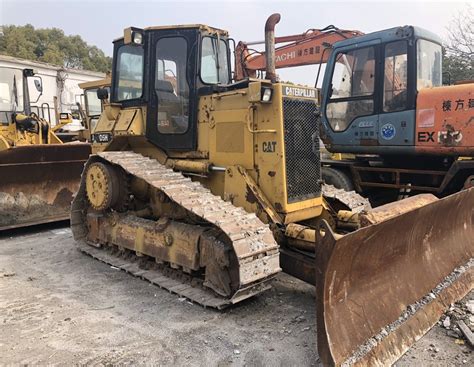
left=71, top=151, right=281, bottom=309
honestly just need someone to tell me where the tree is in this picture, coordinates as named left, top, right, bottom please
left=0, top=24, right=111, bottom=73
left=443, top=5, right=473, bottom=84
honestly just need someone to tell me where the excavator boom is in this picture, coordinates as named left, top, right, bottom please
left=235, top=25, right=363, bottom=80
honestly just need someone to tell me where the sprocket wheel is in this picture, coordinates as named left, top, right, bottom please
left=85, top=162, right=129, bottom=211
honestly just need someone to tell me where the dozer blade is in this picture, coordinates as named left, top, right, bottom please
left=315, top=188, right=474, bottom=366
left=0, top=144, right=90, bottom=230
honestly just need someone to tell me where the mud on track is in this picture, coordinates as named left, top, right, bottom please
left=0, top=223, right=472, bottom=366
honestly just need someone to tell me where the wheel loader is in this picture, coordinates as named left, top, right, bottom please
left=71, top=16, right=473, bottom=366
left=0, top=67, right=90, bottom=230
left=75, top=76, right=111, bottom=144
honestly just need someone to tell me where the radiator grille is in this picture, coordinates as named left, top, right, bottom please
left=283, top=98, right=321, bottom=203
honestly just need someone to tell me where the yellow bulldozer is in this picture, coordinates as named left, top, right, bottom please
left=71, top=16, right=473, bottom=365
left=0, top=67, right=90, bottom=230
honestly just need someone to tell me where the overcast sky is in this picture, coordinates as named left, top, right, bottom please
left=0, top=0, right=470, bottom=85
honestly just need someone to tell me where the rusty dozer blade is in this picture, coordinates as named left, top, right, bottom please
left=0, top=144, right=90, bottom=230
left=315, top=189, right=474, bottom=366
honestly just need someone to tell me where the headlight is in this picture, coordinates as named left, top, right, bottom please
left=261, top=87, right=272, bottom=102
left=133, top=32, right=143, bottom=45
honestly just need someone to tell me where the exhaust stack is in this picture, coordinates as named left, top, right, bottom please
left=264, top=13, right=281, bottom=83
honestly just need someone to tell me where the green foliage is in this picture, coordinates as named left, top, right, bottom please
left=443, top=51, right=474, bottom=84
left=0, top=24, right=111, bottom=73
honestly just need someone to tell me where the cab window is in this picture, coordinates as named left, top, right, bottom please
left=417, top=40, right=442, bottom=90
left=0, top=68, right=24, bottom=124
left=85, top=87, right=107, bottom=131
left=114, top=44, right=144, bottom=101
left=326, top=46, right=375, bottom=131
left=383, top=40, right=408, bottom=112
left=0, top=68, right=23, bottom=112
left=155, top=37, right=189, bottom=134
left=200, top=37, right=230, bottom=84
left=85, top=88, right=105, bottom=116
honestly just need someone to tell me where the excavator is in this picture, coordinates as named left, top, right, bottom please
left=71, top=15, right=473, bottom=366
left=0, top=67, right=90, bottom=230
left=236, top=21, right=474, bottom=204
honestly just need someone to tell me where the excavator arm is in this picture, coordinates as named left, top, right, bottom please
left=235, top=25, right=363, bottom=81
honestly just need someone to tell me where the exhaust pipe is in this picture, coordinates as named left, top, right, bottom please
left=264, top=13, right=281, bottom=83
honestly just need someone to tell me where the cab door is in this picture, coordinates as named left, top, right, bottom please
left=146, top=30, right=199, bottom=151
left=377, top=39, right=414, bottom=147
left=321, top=42, right=380, bottom=147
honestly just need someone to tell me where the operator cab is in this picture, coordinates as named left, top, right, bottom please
left=110, top=25, right=232, bottom=151
left=0, top=68, right=43, bottom=125
left=320, top=26, right=442, bottom=154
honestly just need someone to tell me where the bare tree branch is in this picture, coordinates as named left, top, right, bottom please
left=445, top=5, right=474, bottom=58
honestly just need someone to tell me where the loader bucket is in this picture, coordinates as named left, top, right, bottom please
left=0, top=144, right=90, bottom=230
left=315, top=188, right=474, bottom=366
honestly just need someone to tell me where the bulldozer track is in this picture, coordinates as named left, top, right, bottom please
left=71, top=151, right=281, bottom=309
left=322, top=184, right=372, bottom=213
left=76, top=242, right=272, bottom=309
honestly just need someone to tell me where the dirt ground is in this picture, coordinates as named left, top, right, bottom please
left=0, top=223, right=472, bottom=366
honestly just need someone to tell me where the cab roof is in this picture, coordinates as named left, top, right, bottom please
left=333, top=25, right=442, bottom=49
left=145, top=24, right=228, bottom=35
left=79, top=76, right=111, bottom=90
left=114, top=24, right=228, bottom=42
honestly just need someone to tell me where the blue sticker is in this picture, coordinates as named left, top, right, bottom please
left=381, top=123, right=396, bottom=140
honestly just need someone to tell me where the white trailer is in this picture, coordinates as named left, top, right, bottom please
left=0, top=54, right=105, bottom=127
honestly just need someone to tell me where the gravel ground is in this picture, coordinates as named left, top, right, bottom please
left=0, top=223, right=472, bottom=366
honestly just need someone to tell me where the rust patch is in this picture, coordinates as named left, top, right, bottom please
left=245, top=186, right=258, bottom=204
left=439, top=124, right=463, bottom=147
left=53, top=188, right=74, bottom=207
left=89, top=212, right=204, bottom=271
left=319, top=127, right=332, bottom=145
